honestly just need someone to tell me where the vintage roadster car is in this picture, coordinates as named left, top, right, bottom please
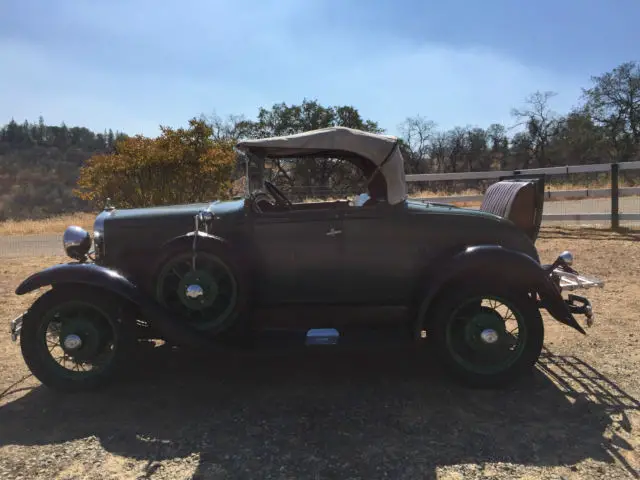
left=9, top=127, right=604, bottom=392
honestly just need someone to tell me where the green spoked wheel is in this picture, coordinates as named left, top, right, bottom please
left=431, top=284, right=544, bottom=388
left=155, top=252, right=240, bottom=332
left=446, top=297, right=527, bottom=375
left=20, top=287, right=134, bottom=392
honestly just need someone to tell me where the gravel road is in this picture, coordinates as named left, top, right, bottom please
left=1, top=197, right=638, bottom=258
left=543, top=195, right=639, bottom=215
left=0, top=234, right=62, bottom=258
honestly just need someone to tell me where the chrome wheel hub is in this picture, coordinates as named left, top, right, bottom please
left=480, top=328, right=499, bottom=344
left=185, top=284, right=204, bottom=299
left=63, top=334, right=83, bottom=350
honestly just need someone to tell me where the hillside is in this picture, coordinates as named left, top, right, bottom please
left=0, top=118, right=128, bottom=221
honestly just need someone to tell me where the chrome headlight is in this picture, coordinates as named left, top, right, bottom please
left=63, top=226, right=91, bottom=260
left=559, top=250, right=574, bottom=266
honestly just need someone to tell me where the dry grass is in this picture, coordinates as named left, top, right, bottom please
left=410, top=181, right=622, bottom=199
left=0, top=212, right=96, bottom=236
left=0, top=226, right=639, bottom=479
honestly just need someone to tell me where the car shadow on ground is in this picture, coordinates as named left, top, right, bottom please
left=1, top=345, right=638, bottom=479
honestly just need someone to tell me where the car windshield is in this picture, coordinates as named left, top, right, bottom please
left=241, top=152, right=376, bottom=204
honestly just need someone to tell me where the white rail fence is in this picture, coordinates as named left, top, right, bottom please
left=406, top=161, right=640, bottom=227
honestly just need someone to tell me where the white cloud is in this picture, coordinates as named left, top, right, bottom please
left=0, top=0, right=586, bottom=136
left=306, top=38, right=585, bottom=133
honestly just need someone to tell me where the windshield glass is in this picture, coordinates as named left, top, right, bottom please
left=240, top=152, right=372, bottom=204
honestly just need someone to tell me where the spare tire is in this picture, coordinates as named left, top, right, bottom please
left=152, top=240, right=251, bottom=337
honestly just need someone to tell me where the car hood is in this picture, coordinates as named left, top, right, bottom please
left=94, top=198, right=247, bottom=230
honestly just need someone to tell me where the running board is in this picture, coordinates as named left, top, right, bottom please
left=232, top=326, right=414, bottom=351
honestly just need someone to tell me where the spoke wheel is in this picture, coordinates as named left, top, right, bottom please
left=20, top=286, right=134, bottom=392
left=430, top=283, right=544, bottom=388
left=446, top=297, right=526, bottom=375
left=38, top=301, right=117, bottom=378
left=156, top=252, right=239, bottom=332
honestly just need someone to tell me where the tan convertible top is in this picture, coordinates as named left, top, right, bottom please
left=235, top=127, right=408, bottom=205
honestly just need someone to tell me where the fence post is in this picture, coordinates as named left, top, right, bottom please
left=611, top=163, right=619, bottom=229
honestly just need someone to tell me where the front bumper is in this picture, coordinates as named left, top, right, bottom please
left=10, top=313, right=23, bottom=342
left=553, top=268, right=604, bottom=291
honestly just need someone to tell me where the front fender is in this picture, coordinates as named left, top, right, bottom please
left=416, top=244, right=586, bottom=336
left=17, top=262, right=135, bottom=297
left=161, top=230, right=229, bottom=251
left=15, top=262, right=215, bottom=350
left=159, top=230, right=255, bottom=279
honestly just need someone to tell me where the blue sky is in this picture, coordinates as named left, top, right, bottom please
left=2, top=0, right=638, bottom=137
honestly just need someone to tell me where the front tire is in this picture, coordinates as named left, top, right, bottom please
left=20, top=286, right=135, bottom=392
left=430, top=282, right=544, bottom=388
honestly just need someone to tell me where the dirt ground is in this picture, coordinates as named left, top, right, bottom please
left=0, top=226, right=639, bottom=479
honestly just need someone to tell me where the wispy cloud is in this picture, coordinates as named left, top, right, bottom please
left=0, top=0, right=598, bottom=136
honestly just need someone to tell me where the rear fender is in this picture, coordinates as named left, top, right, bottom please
left=15, top=262, right=215, bottom=350
left=415, top=245, right=586, bottom=337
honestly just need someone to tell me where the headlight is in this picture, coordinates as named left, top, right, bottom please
left=63, top=226, right=92, bottom=260
left=559, top=250, right=574, bottom=266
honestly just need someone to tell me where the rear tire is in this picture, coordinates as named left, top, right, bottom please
left=20, top=286, right=136, bottom=392
left=430, top=282, right=544, bottom=388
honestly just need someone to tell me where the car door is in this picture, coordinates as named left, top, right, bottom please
left=340, top=202, right=417, bottom=305
left=251, top=206, right=345, bottom=305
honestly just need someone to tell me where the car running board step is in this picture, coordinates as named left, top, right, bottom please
left=233, top=327, right=414, bottom=351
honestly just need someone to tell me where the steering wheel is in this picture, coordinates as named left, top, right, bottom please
left=264, top=181, right=293, bottom=208
left=252, top=192, right=275, bottom=212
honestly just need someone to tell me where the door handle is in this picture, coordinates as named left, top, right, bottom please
left=326, top=227, right=342, bottom=237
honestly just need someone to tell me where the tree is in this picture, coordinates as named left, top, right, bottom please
left=466, top=127, right=491, bottom=171
left=38, top=116, right=47, bottom=143
left=546, top=110, right=608, bottom=165
left=107, top=129, right=115, bottom=150
left=510, top=132, right=534, bottom=170
left=486, top=123, right=510, bottom=169
left=2, top=119, right=22, bottom=144
left=511, top=91, right=562, bottom=168
left=75, top=118, right=236, bottom=208
left=239, top=98, right=382, bottom=138
left=398, top=115, right=436, bottom=173
left=582, top=61, right=640, bottom=162
left=205, top=112, right=249, bottom=142
left=446, top=126, right=469, bottom=173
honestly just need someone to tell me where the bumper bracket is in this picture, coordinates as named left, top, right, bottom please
left=565, top=294, right=594, bottom=327
left=10, top=314, right=23, bottom=342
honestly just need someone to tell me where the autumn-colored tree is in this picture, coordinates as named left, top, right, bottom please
left=75, top=118, right=236, bottom=208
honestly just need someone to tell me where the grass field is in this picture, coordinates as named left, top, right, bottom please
left=0, top=226, right=639, bottom=479
left=0, top=213, right=97, bottom=236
